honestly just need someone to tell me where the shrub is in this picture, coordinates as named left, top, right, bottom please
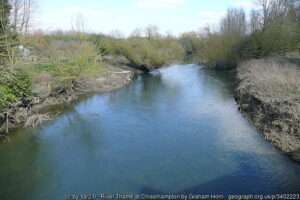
left=0, top=67, right=31, bottom=111
left=97, top=37, right=184, bottom=69
left=27, top=38, right=103, bottom=79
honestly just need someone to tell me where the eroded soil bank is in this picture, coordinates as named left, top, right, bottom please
left=0, top=64, right=135, bottom=137
left=235, top=58, right=300, bottom=162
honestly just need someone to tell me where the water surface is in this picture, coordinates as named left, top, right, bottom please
left=0, top=64, right=300, bottom=199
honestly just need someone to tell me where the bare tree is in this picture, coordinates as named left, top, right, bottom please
left=292, top=0, right=300, bottom=21
left=220, top=8, right=246, bottom=36
left=0, top=0, right=34, bottom=64
left=109, top=29, right=124, bottom=39
left=199, top=26, right=212, bottom=38
left=145, top=25, right=160, bottom=40
left=250, top=9, right=263, bottom=33
left=10, top=0, right=33, bottom=33
left=293, top=0, right=300, bottom=20
left=165, top=30, right=174, bottom=39
left=71, top=13, right=86, bottom=33
left=256, top=0, right=295, bottom=27
left=130, top=28, right=143, bottom=38
left=1, top=0, right=18, bottom=64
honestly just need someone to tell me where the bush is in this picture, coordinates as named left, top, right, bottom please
left=26, top=37, right=103, bottom=79
left=0, top=85, right=18, bottom=111
left=179, top=32, right=204, bottom=61
left=97, top=37, right=184, bottom=69
left=198, top=33, right=243, bottom=66
left=0, top=67, right=31, bottom=111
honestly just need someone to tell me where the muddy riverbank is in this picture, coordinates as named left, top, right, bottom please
left=1, top=64, right=300, bottom=200
left=235, top=58, right=300, bottom=162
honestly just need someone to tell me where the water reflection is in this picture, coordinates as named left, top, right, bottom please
left=0, top=64, right=300, bottom=200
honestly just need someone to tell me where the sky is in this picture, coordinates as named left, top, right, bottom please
left=35, top=0, right=257, bottom=36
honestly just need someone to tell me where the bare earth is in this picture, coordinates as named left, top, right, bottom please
left=235, top=58, right=300, bottom=162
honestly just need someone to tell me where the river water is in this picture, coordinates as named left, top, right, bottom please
left=0, top=64, right=300, bottom=200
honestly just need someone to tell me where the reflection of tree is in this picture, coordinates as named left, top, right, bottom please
left=138, top=74, right=165, bottom=104
left=106, top=72, right=184, bottom=110
left=0, top=128, right=43, bottom=200
left=62, top=109, right=104, bottom=155
left=198, top=68, right=235, bottom=101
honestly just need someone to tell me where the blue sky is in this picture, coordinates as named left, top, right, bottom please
left=35, top=0, right=256, bottom=35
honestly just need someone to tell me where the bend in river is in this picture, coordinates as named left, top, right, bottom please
left=1, top=64, right=300, bottom=200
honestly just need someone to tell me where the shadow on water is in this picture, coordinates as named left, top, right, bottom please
left=106, top=71, right=183, bottom=107
left=0, top=64, right=300, bottom=200
left=139, top=149, right=300, bottom=195
left=200, top=68, right=236, bottom=96
left=140, top=171, right=300, bottom=196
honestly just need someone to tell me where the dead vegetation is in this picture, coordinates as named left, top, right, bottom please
left=238, top=58, right=300, bottom=101
left=236, top=58, right=300, bottom=160
left=24, top=113, right=51, bottom=128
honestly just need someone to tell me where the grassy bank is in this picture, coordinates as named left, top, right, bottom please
left=0, top=29, right=186, bottom=135
left=235, top=58, right=300, bottom=161
left=0, top=32, right=133, bottom=135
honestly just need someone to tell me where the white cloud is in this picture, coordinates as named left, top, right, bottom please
left=136, top=0, right=186, bottom=9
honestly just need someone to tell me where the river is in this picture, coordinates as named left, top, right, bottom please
left=0, top=64, right=300, bottom=199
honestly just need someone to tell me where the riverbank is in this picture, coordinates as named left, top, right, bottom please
left=0, top=64, right=135, bottom=138
left=235, top=58, right=300, bottom=162
left=2, top=64, right=300, bottom=199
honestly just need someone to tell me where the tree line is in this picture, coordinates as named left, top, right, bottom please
left=0, top=0, right=299, bottom=111
left=179, top=0, right=300, bottom=68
